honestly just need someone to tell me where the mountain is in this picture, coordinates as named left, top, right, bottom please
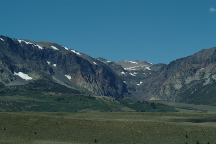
left=0, top=35, right=127, bottom=99
left=159, top=48, right=216, bottom=105
left=1, top=35, right=216, bottom=107
left=113, top=48, right=216, bottom=105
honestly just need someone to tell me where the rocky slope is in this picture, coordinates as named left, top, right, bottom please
left=0, top=35, right=127, bottom=98
left=1, top=35, right=216, bottom=105
left=113, top=48, right=216, bottom=105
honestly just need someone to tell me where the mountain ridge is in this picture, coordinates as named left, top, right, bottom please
left=0, top=35, right=127, bottom=99
left=1, top=35, right=216, bottom=106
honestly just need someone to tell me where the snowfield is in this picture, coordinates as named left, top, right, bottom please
left=14, top=72, right=33, bottom=80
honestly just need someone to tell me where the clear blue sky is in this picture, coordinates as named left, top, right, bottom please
left=1, top=0, right=216, bottom=63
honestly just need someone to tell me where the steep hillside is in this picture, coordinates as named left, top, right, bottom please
left=1, top=35, right=216, bottom=106
left=0, top=35, right=127, bottom=98
left=114, top=48, right=216, bottom=105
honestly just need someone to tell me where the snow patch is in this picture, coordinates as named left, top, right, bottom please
left=47, top=61, right=51, bottom=65
left=71, top=49, right=81, bottom=55
left=18, top=40, right=43, bottom=50
left=93, top=61, right=97, bottom=65
left=124, top=65, right=151, bottom=71
left=65, top=75, right=72, bottom=80
left=123, top=81, right=127, bottom=84
left=64, top=46, right=81, bottom=55
left=124, top=66, right=139, bottom=71
left=36, top=45, right=43, bottom=50
left=121, top=71, right=126, bottom=75
left=14, top=72, right=33, bottom=80
left=64, top=46, right=69, bottom=50
left=146, top=67, right=151, bottom=70
left=53, top=64, right=57, bottom=67
left=50, top=46, right=59, bottom=50
left=128, top=61, right=138, bottom=64
left=129, top=72, right=137, bottom=76
left=0, top=38, right=4, bottom=41
left=136, top=81, right=143, bottom=86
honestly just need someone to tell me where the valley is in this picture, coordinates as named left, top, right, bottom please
left=1, top=35, right=216, bottom=106
left=1, top=35, right=216, bottom=143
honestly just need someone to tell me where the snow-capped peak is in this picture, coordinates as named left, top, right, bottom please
left=18, top=40, right=34, bottom=45
left=18, top=40, right=43, bottom=50
left=118, top=60, right=152, bottom=72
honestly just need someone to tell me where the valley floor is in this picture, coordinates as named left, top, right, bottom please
left=0, top=112, right=216, bottom=144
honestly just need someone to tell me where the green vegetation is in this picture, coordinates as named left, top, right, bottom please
left=159, top=101, right=216, bottom=112
left=1, top=78, right=216, bottom=144
left=121, top=99, right=177, bottom=112
left=0, top=80, right=125, bottom=112
left=0, top=112, right=216, bottom=144
left=0, top=80, right=176, bottom=112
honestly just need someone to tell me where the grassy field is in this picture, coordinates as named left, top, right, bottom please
left=0, top=112, right=216, bottom=144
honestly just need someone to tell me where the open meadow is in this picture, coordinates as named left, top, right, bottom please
left=0, top=112, right=216, bottom=144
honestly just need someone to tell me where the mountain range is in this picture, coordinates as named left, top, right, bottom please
left=0, top=35, right=216, bottom=111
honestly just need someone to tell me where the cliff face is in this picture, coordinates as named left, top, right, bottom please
left=0, top=36, right=127, bottom=98
left=112, top=48, right=216, bottom=105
